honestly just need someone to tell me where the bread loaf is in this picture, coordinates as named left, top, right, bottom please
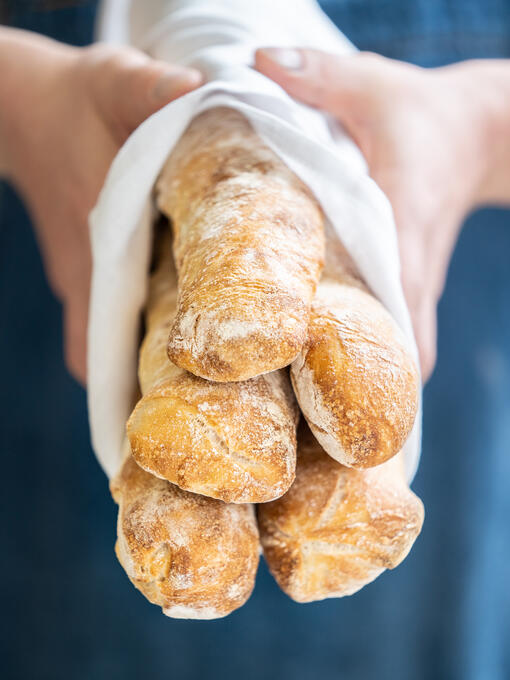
left=127, top=228, right=298, bottom=503
left=258, top=425, right=424, bottom=603
left=291, top=234, right=419, bottom=468
left=156, top=107, right=325, bottom=382
left=111, top=450, right=260, bottom=619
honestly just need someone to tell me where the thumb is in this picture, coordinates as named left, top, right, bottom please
left=255, top=48, right=380, bottom=119
left=90, top=46, right=203, bottom=140
left=120, top=59, right=204, bottom=132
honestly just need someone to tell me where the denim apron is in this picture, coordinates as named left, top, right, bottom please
left=1, top=2, right=509, bottom=679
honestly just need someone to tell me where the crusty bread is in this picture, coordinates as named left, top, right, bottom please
left=258, top=425, right=424, bottom=603
left=156, top=107, right=325, bottom=382
left=291, top=234, right=419, bottom=468
left=111, top=450, right=260, bottom=619
left=127, top=228, right=298, bottom=503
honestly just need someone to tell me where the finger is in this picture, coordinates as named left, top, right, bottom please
left=397, top=224, right=438, bottom=382
left=63, top=287, right=89, bottom=386
left=119, top=58, right=204, bottom=131
left=413, top=295, right=437, bottom=383
left=255, top=48, right=381, bottom=118
left=402, top=278, right=437, bottom=384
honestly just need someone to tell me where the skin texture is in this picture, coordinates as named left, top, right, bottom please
left=256, top=49, right=510, bottom=381
left=0, top=28, right=203, bottom=383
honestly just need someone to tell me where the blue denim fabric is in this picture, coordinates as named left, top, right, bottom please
left=320, top=0, right=510, bottom=65
left=1, top=2, right=509, bottom=679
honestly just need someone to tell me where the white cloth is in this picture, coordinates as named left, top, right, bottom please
left=89, top=0, right=422, bottom=481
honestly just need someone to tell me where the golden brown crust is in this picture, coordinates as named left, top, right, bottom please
left=258, top=426, right=424, bottom=603
left=111, top=453, right=260, bottom=619
left=127, top=230, right=298, bottom=503
left=291, top=235, right=419, bottom=468
left=156, top=107, right=325, bottom=382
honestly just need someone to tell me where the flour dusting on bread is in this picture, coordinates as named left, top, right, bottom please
left=156, top=107, right=325, bottom=382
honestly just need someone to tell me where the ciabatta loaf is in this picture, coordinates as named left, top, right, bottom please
left=127, top=228, right=298, bottom=503
left=156, top=107, right=324, bottom=382
left=111, top=451, right=259, bottom=619
left=258, top=425, right=424, bottom=603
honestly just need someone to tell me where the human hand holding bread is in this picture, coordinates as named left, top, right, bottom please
left=111, top=107, right=423, bottom=618
left=0, top=29, right=203, bottom=384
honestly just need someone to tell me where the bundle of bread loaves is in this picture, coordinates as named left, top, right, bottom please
left=110, top=108, right=424, bottom=619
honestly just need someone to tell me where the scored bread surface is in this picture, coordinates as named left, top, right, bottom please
left=111, top=453, right=260, bottom=619
left=258, top=425, right=424, bottom=603
left=127, top=229, right=298, bottom=503
left=291, top=232, right=419, bottom=468
left=156, top=107, right=325, bottom=382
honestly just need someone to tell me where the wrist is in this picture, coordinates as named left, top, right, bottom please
left=473, top=63, right=510, bottom=207
left=444, top=60, right=510, bottom=209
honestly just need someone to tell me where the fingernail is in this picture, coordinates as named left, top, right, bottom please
left=259, top=48, right=303, bottom=71
left=152, top=68, right=203, bottom=100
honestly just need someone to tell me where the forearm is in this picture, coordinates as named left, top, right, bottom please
left=0, top=27, right=76, bottom=180
left=442, top=59, right=510, bottom=208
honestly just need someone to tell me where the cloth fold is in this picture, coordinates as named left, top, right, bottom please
left=89, top=0, right=422, bottom=480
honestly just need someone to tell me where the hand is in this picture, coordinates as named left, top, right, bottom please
left=256, top=48, right=508, bottom=380
left=0, top=30, right=203, bottom=384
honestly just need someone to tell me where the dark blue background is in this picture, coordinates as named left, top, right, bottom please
left=1, top=2, right=509, bottom=679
